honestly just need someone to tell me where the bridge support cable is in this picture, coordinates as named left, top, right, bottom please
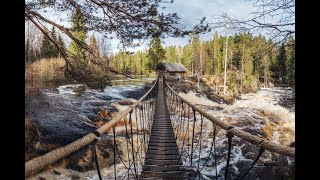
left=164, top=80, right=295, bottom=179
left=197, top=114, right=204, bottom=180
left=213, top=124, right=218, bottom=179
left=129, top=111, right=138, bottom=180
left=166, top=89, right=217, bottom=180
left=225, top=126, right=234, bottom=180
left=25, top=79, right=158, bottom=179
left=239, top=147, right=265, bottom=180
left=113, top=126, right=117, bottom=179
left=92, top=140, right=103, bottom=180
left=190, top=108, right=196, bottom=167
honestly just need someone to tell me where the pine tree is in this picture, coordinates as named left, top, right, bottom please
left=191, top=34, right=201, bottom=74
left=57, top=34, right=66, bottom=58
left=89, top=34, right=100, bottom=64
left=165, top=46, right=177, bottom=63
left=40, top=32, right=54, bottom=59
left=277, top=43, right=287, bottom=84
left=228, top=37, right=235, bottom=71
left=51, top=26, right=59, bottom=57
left=223, top=32, right=229, bottom=96
left=176, top=46, right=182, bottom=63
left=181, top=44, right=192, bottom=72
left=68, top=7, right=87, bottom=62
left=25, top=35, right=30, bottom=63
left=51, top=26, right=57, bottom=42
left=285, top=37, right=295, bottom=87
left=202, top=41, right=212, bottom=74
left=212, top=31, right=222, bottom=75
left=147, top=36, right=166, bottom=72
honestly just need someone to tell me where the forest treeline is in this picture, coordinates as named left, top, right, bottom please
left=25, top=0, right=294, bottom=90
left=26, top=29, right=295, bottom=88
left=109, top=32, right=295, bottom=87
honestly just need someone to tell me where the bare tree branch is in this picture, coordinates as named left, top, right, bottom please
left=212, top=0, right=294, bottom=44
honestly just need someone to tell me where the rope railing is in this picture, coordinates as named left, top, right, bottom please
left=25, top=78, right=158, bottom=178
left=165, top=80, right=295, bottom=179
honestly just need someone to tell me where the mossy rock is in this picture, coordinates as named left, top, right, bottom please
left=72, top=85, right=86, bottom=96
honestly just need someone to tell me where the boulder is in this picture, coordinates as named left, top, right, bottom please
left=118, top=99, right=134, bottom=105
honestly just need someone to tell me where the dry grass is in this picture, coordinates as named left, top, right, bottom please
left=261, top=121, right=276, bottom=140
left=25, top=83, right=41, bottom=96
left=25, top=58, right=66, bottom=82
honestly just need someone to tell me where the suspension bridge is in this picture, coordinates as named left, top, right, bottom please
left=25, top=76, right=295, bottom=179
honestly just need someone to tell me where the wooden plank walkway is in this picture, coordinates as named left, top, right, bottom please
left=140, top=77, right=189, bottom=180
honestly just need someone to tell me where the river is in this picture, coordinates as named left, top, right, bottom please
left=175, top=86, right=295, bottom=179
left=26, top=77, right=295, bottom=179
left=25, top=75, right=156, bottom=145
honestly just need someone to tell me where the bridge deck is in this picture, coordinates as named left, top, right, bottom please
left=140, top=77, right=188, bottom=180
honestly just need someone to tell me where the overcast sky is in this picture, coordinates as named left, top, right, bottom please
left=159, top=0, right=254, bottom=46
left=39, top=0, right=255, bottom=54
left=117, top=0, right=255, bottom=53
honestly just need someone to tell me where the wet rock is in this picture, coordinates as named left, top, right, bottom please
left=275, top=126, right=295, bottom=146
left=95, top=94, right=113, bottom=101
left=25, top=118, right=46, bottom=161
left=208, top=106, right=224, bottom=111
left=241, top=127, right=264, bottom=137
left=268, top=82, right=274, bottom=88
left=167, top=80, right=198, bottom=94
left=259, top=110, right=280, bottom=124
left=52, top=169, right=61, bottom=175
left=289, top=142, right=295, bottom=147
left=209, top=94, right=224, bottom=104
left=72, top=85, right=86, bottom=96
left=231, top=119, right=254, bottom=128
left=35, top=143, right=62, bottom=155
left=261, top=121, right=275, bottom=140
left=208, top=128, right=221, bottom=138
left=126, top=87, right=149, bottom=99
left=94, top=107, right=119, bottom=126
left=25, top=84, right=41, bottom=96
left=25, top=118, right=44, bottom=150
left=118, top=99, right=134, bottom=105
left=86, top=101, right=108, bottom=107
left=63, top=136, right=128, bottom=172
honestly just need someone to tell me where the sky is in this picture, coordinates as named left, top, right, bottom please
left=158, top=0, right=254, bottom=46
left=35, top=0, right=255, bottom=54
left=115, top=0, right=255, bottom=53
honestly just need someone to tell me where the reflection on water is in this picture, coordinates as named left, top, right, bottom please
left=26, top=81, right=70, bottom=90
left=111, top=75, right=156, bottom=86
left=26, top=74, right=157, bottom=89
left=111, top=78, right=156, bottom=86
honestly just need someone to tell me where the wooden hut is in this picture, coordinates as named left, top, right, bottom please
left=158, top=62, right=188, bottom=79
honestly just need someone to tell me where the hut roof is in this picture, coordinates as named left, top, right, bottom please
left=161, top=62, right=187, bottom=72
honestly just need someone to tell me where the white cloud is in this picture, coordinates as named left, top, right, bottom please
left=140, top=0, right=255, bottom=51
left=35, top=0, right=256, bottom=53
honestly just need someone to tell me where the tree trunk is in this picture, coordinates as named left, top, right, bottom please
left=200, top=41, right=203, bottom=75
left=198, top=41, right=203, bottom=92
left=214, top=39, right=217, bottom=75
left=241, top=45, right=244, bottom=90
left=230, top=49, right=233, bottom=71
left=264, top=55, right=268, bottom=87
left=140, top=55, right=143, bottom=75
left=223, top=31, right=228, bottom=96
